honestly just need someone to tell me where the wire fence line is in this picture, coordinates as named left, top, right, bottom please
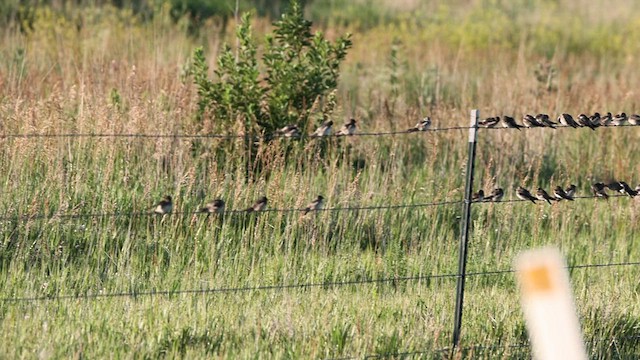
left=0, top=191, right=633, bottom=223
left=0, top=200, right=462, bottom=222
left=1, top=121, right=638, bottom=140
left=2, top=260, right=638, bottom=304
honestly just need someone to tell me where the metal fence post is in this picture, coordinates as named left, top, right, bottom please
left=452, top=109, right=479, bottom=348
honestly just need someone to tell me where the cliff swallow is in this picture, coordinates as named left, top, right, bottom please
left=536, top=113, right=557, bottom=128
left=201, top=199, right=225, bottom=214
left=516, top=186, right=537, bottom=204
left=502, top=116, right=524, bottom=130
left=618, top=181, right=638, bottom=197
left=629, top=114, right=640, bottom=126
left=523, top=114, right=544, bottom=128
left=590, top=112, right=602, bottom=127
left=536, top=187, right=555, bottom=205
left=553, top=186, right=574, bottom=201
left=565, top=184, right=576, bottom=199
left=578, top=114, right=597, bottom=130
left=153, top=195, right=173, bottom=214
left=472, top=189, right=485, bottom=202
left=337, top=118, right=357, bottom=136
left=246, top=196, right=268, bottom=212
left=606, top=181, right=623, bottom=192
left=303, top=195, right=324, bottom=215
left=612, top=113, right=627, bottom=126
left=408, top=116, right=432, bottom=132
left=277, top=124, right=302, bottom=138
left=558, top=113, right=579, bottom=128
left=601, top=112, right=613, bottom=126
left=311, top=120, right=333, bottom=137
left=592, top=182, right=608, bottom=200
left=487, top=188, right=504, bottom=202
left=478, top=117, right=500, bottom=128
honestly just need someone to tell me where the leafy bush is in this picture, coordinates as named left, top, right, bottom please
left=190, top=0, right=352, bottom=138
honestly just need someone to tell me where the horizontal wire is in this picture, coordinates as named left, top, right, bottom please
left=0, top=200, right=462, bottom=222
left=1, top=191, right=633, bottom=223
left=1, top=260, right=638, bottom=304
left=0, top=126, right=470, bottom=140
left=0, top=123, right=636, bottom=140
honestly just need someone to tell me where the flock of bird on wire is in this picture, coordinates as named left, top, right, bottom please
left=275, top=111, right=640, bottom=139
left=149, top=110, right=639, bottom=215
left=472, top=180, right=640, bottom=205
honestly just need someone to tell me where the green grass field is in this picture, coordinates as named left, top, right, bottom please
left=1, top=0, right=640, bottom=358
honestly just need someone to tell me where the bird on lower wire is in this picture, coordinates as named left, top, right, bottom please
left=516, top=186, right=537, bottom=204
left=246, top=196, right=268, bottom=212
left=487, top=188, right=504, bottom=202
left=153, top=195, right=173, bottom=214
left=337, top=118, right=357, bottom=136
left=201, top=198, right=225, bottom=214
left=408, top=116, right=432, bottom=132
left=592, top=183, right=609, bottom=200
left=303, top=195, right=324, bottom=215
left=536, top=187, right=555, bottom=205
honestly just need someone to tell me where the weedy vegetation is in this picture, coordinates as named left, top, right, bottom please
left=1, top=0, right=640, bottom=358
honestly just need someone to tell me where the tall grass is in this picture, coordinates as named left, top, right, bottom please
left=1, top=1, right=640, bottom=358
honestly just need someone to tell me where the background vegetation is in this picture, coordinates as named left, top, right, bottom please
left=1, top=0, right=640, bottom=358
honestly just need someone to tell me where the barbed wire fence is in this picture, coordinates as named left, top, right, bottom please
left=2, top=110, right=639, bottom=357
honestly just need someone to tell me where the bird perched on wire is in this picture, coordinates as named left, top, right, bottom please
left=502, top=116, right=524, bottom=130
left=201, top=198, right=225, bottom=214
left=618, top=181, right=638, bottom=197
left=536, top=187, right=555, bottom=205
left=516, top=186, right=537, bottom=204
left=601, top=112, right=613, bottom=126
left=311, top=120, right=333, bottom=137
left=523, top=114, right=544, bottom=128
left=558, top=113, right=579, bottom=128
left=472, top=189, right=485, bottom=202
left=408, top=116, right=432, bottom=132
left=303, top=195, right=324, bottom=215
left=553, top=186, right=574, bottom=201
left=612, top=113, right=627, bottom=126
left=536, top=113, right=556, bottom=129
left=592, top=182, right=608, bottom=200
left=337, top=118, right=357, bottom=136
left=606, top=181, right=623, bottom=192
left=478, top=117, right=500, bottom=128
left=565, top=184, right=577, bottom=199
left=277, top=124, right=302, bottom=139
left=629, top=114, right=640, bottom=126
left=590, top=112, right=602, bottom=127
left=487, top=188, right=504, bottom=202
left=578, top=114, right=597, bottom=130
left=246, top=196, right=268, bottom=212
left=153, top=195, right=173, bottom=215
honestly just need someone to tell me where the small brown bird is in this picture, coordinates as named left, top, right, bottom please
left=553, top=186, right=574, bottom=201
left=487, top=188, right=504, bottom=202
left=472, top=189, right=485, bottom=202
left=612, top=113, right=627, bottom=126
left=578, top=114, right=597, bottom=130
left=337, top=118, right=357, bottom=136
left=592, top=183, right=608, bottom=200
left=153, top=195, right=173, bottom=214
left=502, top=116, right=524, bottom=130
left=523, top=114, right=544, bottom=128
left=618, top=181, right=638, bottom=197
left=478, top=117, right=500, bottom=128
left=303, top=195, right=324, bottom=215
left=536, top=113, right=557, bottom=129
left=407, top=117, right=432, bottom=132
left=565, top=184, right=577, bottom=199
left=516, top=186, right=537, bottom=204
left=311, top=120, right=333, bottom=137
left=590, top=112, right=602, bottom=127
left=277, top=124, right=302, bottom=138
left=246, top=196, right=268, bottom=212
left=601, top=112, right=613, bottom=126
left=536, top=187, right=555, bottom=205
left=201, top=199, right=225, bottom=214
left=629, top=114, right=640, bottom=126
left=558, top=113, right=579, bottom=128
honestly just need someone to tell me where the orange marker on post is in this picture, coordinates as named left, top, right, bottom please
left=515, top=248, right=587, bottom=360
